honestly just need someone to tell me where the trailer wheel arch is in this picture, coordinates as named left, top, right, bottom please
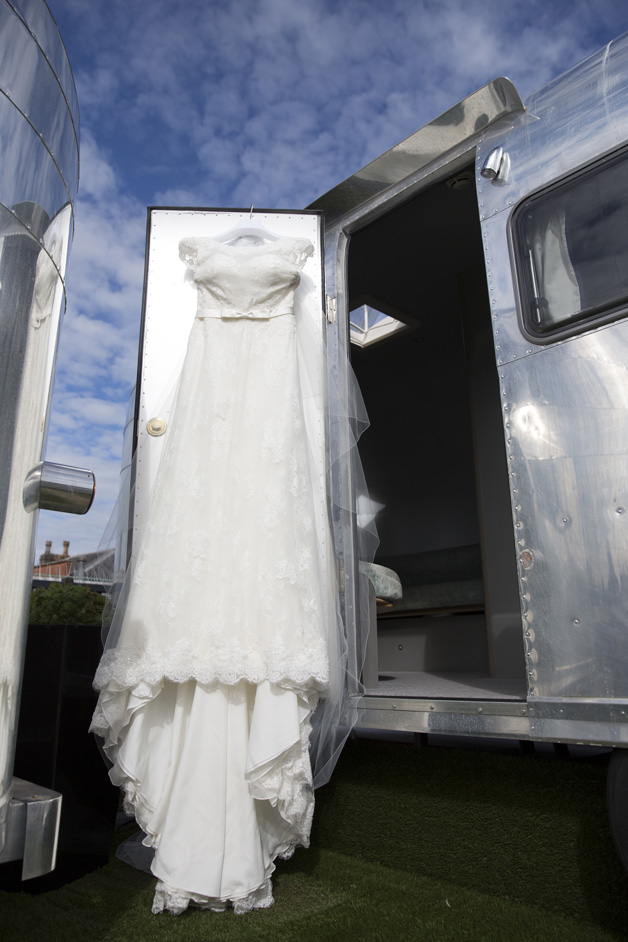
left=607, top=748, right=628, bottom=872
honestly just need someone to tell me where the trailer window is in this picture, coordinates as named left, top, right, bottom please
left=513, top=148, right=628, bottom=340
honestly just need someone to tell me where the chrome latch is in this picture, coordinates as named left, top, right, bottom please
left=23, top=461, right=95, bottom=515
left=481, top=146, right=510, bottom=183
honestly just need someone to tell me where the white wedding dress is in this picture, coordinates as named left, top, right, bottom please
left=90, top=235, right=333, bottom=914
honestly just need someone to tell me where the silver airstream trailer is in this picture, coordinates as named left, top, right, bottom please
left=307, top=33, right=628, bottom=866
left=125, top=33, right=628, bottom=872
left=313, top=36, right=628, bottom=865
left=0, top=0, right=94, bottom=880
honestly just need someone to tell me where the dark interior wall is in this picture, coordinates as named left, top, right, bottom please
left=348, top=171, right=485, bottom=558
left=351, top=320, right=480, bottom=556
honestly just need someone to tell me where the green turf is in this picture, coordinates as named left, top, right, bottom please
left=311, top=739, right=628, bottom=932
left=2, top=739, right=628, bottom=941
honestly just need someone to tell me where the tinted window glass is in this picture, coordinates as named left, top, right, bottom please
left=513, top=149, right=628, bottom=338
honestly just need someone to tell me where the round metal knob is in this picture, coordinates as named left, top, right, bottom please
left=146, top=417, right=167, bottom=437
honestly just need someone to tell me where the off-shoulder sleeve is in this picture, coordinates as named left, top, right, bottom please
left=289, top=237, right=314, bottom=269
left=179, top=237, right=198, bottom=269
left=179, top=237, right=213, bottom=269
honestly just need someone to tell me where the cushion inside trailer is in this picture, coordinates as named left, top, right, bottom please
left=359, top=562, right=402, bottom=601
left=374, top=544, right=485, bottom=614
left=392, top=579, right=484, bottom=613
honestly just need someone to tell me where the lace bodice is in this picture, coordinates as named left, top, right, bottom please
left=179, top=236, right=313, bottom=320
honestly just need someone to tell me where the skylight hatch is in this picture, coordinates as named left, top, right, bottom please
left=349, top=303, right=407, bottom=348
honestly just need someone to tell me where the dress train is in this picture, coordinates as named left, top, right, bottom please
left=92, top=678, right=316, bottom=913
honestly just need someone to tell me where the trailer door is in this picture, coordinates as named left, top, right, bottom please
left=132, top=208, right=327, bottom=567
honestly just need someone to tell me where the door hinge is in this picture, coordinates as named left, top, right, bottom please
left=337, top=558, right=345, bottom=594
left=326, top=295, right=337, bottom=323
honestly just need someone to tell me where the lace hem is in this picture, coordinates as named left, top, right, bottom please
left=92, top=636, right=329, bottom=702
left=152, top=876, right=274, bottom=915
left=247, top=706, right=314, bottom=848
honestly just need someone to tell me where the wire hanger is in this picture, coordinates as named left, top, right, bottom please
left=213, top=205, right=281, bottom=243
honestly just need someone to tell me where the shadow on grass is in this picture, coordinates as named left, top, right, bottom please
left=311, top=739, right=628, bottom=937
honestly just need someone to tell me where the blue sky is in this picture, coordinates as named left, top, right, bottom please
left=38, top=0, right=628, bottom=559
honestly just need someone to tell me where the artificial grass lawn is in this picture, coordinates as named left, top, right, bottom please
left=2, top=738, right=628, bottom=941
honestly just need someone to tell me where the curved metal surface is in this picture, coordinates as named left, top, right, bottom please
left=0, top=0, right=78, bottom=873
left=0, top=0, right=79, bottom=204
left=497, top=324, right=628, bottom=701
left=0, top=92, right=74, bottom=233
left=475, top=30, right=628, bottom=717
left=310, top=78, right=524, bottom=226
left=477, top=33, right=628, bottom=231
left=475, top=35, right=628, bottom=365
left=9, top=0, right=79, bottom=135
left=0, top=777, right=62, bottom=879
left=23, top=460, right=95, bottom=514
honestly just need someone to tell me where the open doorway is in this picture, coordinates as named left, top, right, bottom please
left=348, top=165, right=526, bottom=700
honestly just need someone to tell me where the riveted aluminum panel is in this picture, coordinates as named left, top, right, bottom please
left=497, top=324, right=628, bottom=701
left=476, top=33, right=628, bottom=364
left=0, top=0, right=77, bottom=875
left=528, top=698, right=628, bottom=748
left=475, top=31, right=628, bottom=714
left=356, top=696, right=531, bottom=739
left=0, top=0, right=79, bottom=204
left=477, top=33, right=628, bottom=228
left=9, top=0, right=79, bottom=129
left=0, top=95, right=73, bottom=230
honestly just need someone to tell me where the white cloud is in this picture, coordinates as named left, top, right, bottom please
left=78, top=132, right=117, bottom=200
left=38, top=132, right=145, bottom=556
